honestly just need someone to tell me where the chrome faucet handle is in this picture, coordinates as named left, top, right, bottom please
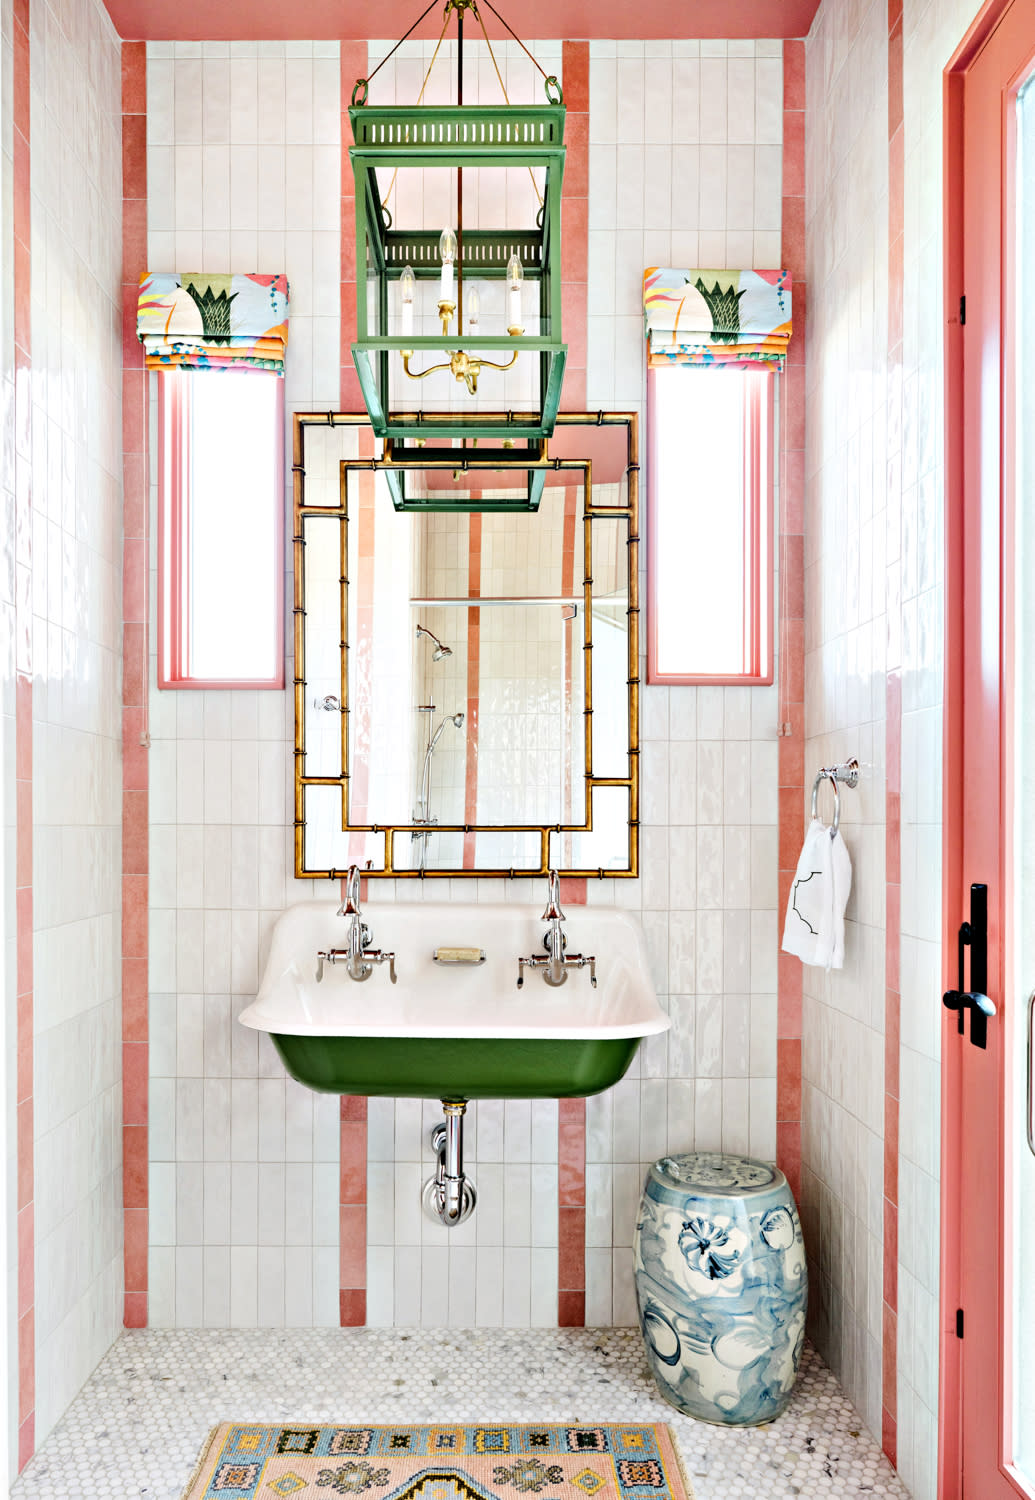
left=516, top=949, right=596, bottom=989
left=542, top=868, right=565, bottom=923
left=316, top=948, right=346, bottom=981
left=363, top=949, right=397, bottom=984
left=316, top=943, right=393, bottom=983
left=574, top=954, right=597, bottom=989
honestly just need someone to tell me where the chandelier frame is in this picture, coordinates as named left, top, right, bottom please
left=348, top=23, right=567, bottom=449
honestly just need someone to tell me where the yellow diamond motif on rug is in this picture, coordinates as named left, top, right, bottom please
left=573, top=1469, right=607, bottom=1494
left=573, top=1470, right=606, bottom=1494
left=180, top=1424, right=694, bottom=1500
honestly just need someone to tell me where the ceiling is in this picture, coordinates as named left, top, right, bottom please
left=105, top=0, right=819, bottom=42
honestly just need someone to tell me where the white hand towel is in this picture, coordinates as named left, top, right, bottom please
left=781, top=817, right=852, bottom=970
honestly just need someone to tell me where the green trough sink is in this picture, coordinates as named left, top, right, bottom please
left=270, top=1032, right=642, bottom=1101
left=240, top=900, right=668, bottom=1102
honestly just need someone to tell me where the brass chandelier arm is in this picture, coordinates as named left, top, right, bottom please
left=401, top=346, right=519, bottom=397
left=401, top=353, right=455, bottom=380
left=471, top=350, right=520, bottom=374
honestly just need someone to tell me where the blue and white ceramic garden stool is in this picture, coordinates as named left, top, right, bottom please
left=633, top=1152, right=807, bottom=1427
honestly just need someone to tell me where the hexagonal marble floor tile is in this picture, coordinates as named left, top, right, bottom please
left=11, top=1330, right=908, bottom=1499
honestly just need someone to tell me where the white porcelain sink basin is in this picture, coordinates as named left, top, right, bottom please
left=239, top=900, right=668, bottom=1099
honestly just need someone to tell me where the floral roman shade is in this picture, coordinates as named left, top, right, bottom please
left=643, top=268, right=791, bottom=370
left=136, top=272, right=290, bottom=373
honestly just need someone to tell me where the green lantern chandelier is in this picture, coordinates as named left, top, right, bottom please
left=348, top=0, right=567, bottom=509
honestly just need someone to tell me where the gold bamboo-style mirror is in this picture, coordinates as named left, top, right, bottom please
left=292, top=413, right=639, bottom=878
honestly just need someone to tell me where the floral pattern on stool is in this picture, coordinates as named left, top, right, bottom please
left=633, top=1152, right=807, bottom=1427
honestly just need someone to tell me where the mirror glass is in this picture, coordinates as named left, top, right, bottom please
left=294, top=416, right=638, bottom=877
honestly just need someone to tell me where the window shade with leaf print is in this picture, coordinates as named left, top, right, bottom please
left=643, top=268, right=791, bottom=370
left=136, top=272, right=290, bottom=374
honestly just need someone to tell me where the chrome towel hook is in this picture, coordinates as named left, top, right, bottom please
left=810, top=758, right=859, bottom=838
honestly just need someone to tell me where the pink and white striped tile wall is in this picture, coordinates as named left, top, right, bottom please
left=12, top=0, right=35, bottom=1465
left=4, top=0, right=124, bottom=1472
left=583, top=37, right=792, bottom=1327
left=0, top=2, right=963, bottom=1491
left=144, top=40, right=344, bottom=1330
left=123, top=36, right=150, bottom=1335
left=803, top=0, right=891, bottom=1443
left=139, top=34, right=798, bottom=1333
left=802, top=0, right=963, bottom=1491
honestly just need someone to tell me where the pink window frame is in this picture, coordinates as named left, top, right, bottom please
left=645, top=365, right=775, bottom=687
left=157, top=368, right=285, bottom=690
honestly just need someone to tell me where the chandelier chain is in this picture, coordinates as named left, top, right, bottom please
left=379, top=11, right=455, bottom=213
left=478, top=0, right=550, bottom=80
left=364, top=0, right=441, bottom=86
left=375, top=0, right=552, bottom=216
left=472, top=0, right=544, bottom=207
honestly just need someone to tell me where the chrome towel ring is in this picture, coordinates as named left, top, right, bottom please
left=810, top=758, right=859, bottom=838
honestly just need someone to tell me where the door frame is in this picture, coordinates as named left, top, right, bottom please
left=942, top=1, right=1035, bottom=1493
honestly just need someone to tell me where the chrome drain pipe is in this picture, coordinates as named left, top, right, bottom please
left=422, top=1101, right=477, bottom=1227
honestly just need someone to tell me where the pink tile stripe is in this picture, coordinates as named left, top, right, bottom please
left=334, top=39, right=593, bottom=1327
left=122, top=39, right=150, bottom=1332
left=340, top=42, right=368, bottom=415
left=13, top=0, right=34, bottom=1468
left=340, top=1095, right=367, bottom=1327
left=558, top=878, right=587, bottom=1323
left=339, top=42, right=369, bottom=1324
left=558, top=1095, right=587, bottom=1326
left=554, top=44, right=590, bottom=1324
left=776, top=39, right=806, bottom=1207
left=559, top=43, right=589, bottom=413
left=882, top=0, right=904, bottom=1467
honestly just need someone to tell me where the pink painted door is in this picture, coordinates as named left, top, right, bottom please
left=944, top=2, right=1035, bottom=1495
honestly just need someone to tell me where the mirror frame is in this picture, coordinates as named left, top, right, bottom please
left=292, top=411, right=640, bottom=879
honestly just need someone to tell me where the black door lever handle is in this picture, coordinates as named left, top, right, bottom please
left=943, top=886, right=994, bottom=1048
left=943, top=989, right=996, bottom=1017
left=942, top=989, right=996, bottom=1049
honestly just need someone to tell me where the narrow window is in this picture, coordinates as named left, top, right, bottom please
left=647, top=366, right=773, bottom=685
left=158, top=369, right=285, bottom=689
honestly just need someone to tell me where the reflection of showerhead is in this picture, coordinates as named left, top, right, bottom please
left=416, top=623, right=452, bottom=661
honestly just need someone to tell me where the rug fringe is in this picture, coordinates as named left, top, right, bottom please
left=179, top=1421, right=226, bottom=1500
left=662, top=1421, right=696, bottom=1500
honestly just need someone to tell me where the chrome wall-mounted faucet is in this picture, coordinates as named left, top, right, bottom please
left=316, top=865, right=397, bottom=983
left=517, top=870, right=597, bottom=989
left=542, top=869, right=567, bottom=986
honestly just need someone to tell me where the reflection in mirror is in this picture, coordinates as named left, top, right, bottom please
left=302, top=515, right=344, bottom=781
left=294, top=415, right=638, bottom=878
left=552, top=786, right=631, bottom=874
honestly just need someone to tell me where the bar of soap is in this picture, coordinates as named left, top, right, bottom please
left=435, top=947, right=483, bottom=964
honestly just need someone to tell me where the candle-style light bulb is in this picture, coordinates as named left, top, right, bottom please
left=439, top=227, right=457, bottom=305
left=399, top=264, right=415, bottom=341
left=506, top=252, right=523, bottom=333
left=466, top=284, right=480, bottom=332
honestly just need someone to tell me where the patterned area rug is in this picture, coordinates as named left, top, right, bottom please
left=181, top=1423, right=694, bottom=1500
